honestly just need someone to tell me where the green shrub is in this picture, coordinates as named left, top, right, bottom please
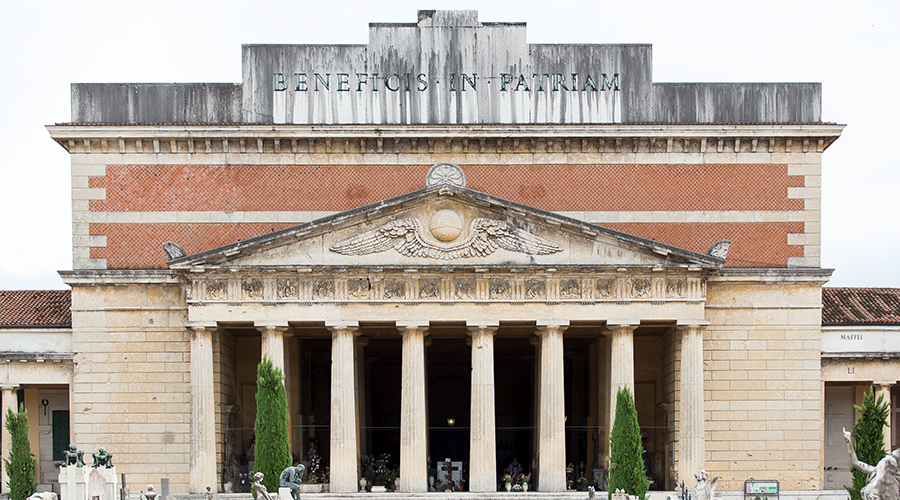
left=4, top=404, right=36, bottom=500
left=845, top=387, right=890, bottom=500
left=608, top=387, right=651, bottom=500
left=254, top=357, right=291, bottom=497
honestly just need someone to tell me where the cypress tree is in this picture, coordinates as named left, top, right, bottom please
left=608, top=387, right=651, bottom=500
left=254, top=357, right=291, bottom=496
left=4, top=404, right=36, bottom=500
left=845, top=387, right=890, bottom=500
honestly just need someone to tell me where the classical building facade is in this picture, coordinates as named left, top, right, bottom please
left=2, top=8, right=859, bottom=496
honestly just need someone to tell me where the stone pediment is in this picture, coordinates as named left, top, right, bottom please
left=167, top=185, right=723, bottom=272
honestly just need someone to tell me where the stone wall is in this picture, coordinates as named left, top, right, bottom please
left=69, top=282, right=190, bottom=491
left=703, top=276, right=825, bottom=491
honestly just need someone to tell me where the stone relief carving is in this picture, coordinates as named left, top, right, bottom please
left=489, top=279, right=510, bottom=299
left=629, top=278, right=651, bottom=298
left=276, top=279, right=299, bottom=299
left=666, top=278, right=686, bottom=298
left=455, top=279, right=475, bottom=299
left=207, top=281, right=227, bottom=300
left=162, top=241, right=186, bottom=261
left=347, top=279, right=369, bottom=299
left=242, top=279, right=263, bottom=300
left=329, top=217, right=561, bottom=259
left=312, top=280, right=334, bottom=299
left=384, top=280, right=405, bottom=299
left=596, top=278, right=615, bottom=299
left=706, top=240, right=731, bottom=260
left=560, top=279, right=582, bottom=299
left=425, top=162, right=466, bottom=188
left=419, top=279, right=439, bottom=299
left=525, top=280, right=546, bottom=299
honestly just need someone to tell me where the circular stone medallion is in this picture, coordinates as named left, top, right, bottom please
left=430, top=209, right=464, bottom=242
left=426, top=162, right=466, bottom=188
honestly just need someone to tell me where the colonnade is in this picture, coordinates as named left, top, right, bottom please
left=184, top=319, right=709, bottom=493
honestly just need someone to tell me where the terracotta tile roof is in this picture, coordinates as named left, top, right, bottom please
left=0, top=290, right=72, bottom=328
left=823, top=287, right=900, bottom=326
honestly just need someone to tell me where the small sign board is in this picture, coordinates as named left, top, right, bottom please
left=745, top=480, right=779, bottom=495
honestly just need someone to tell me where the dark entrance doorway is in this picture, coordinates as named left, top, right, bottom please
left=427, top=336, right=471, bottom=468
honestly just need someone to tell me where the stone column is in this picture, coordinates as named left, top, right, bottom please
left=468, top=322, right=499, bottom=492
left=535, top=321, right=569, bottom=492
left=398, top=321, right=429, bottom=492
left=677, top=322, right=707, bottom=484
left=256, top=321, right=289, bottom=376
left=327, top=322, right=360, bottom=493
left=187, top=322, right=217, bottom=493
left=605, top=321, right=638, bottom=432
left=1, top=385, right=19, bottom=494
left=875, top=382, right=894, bottom=451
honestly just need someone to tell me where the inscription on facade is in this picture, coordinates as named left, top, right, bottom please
left=274, top=72, right=619, bottom=93
left=840, top=334, right=863, bottom=341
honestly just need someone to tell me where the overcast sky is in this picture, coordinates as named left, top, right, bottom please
left=1, top=0, right=897, bottom=290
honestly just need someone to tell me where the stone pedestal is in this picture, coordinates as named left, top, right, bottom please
left=535, top=322, right=568, bottom=492
left=187, top=323, right=217, bottom=493
left=467, top=322, right=498, bottom=492
left=59, top=465, right=118, bottom=500
left=1, top=385, right=19, bottom=495
left=327, top=322, right=360, bottom=493
left=677, top=323, right=707, bottom=484
left=398, top=322, right=429, bottom=493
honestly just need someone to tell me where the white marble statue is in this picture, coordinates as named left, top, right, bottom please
left=251, top=472, right=277, bottom=500
left=690, top=470, right=718, bottom=500
left=843, top=428, right=900, bottom=500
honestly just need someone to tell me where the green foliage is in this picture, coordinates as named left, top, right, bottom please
left=845, top=387, right=890, bottom=500
left=4, top=404, right=36, bottom=500
left=254, top=357, right=291, bottom=497
left=608, top=387, right=651, bottom=500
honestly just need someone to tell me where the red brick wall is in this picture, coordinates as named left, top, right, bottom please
left=89, top=164, right=802, bottom=212
left=86, top=163, right=806, bottom=269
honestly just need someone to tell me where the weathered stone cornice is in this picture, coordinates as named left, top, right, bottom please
left=59, top=269, right=180, bottom=285
left=47, top=123, right=844, bottom=154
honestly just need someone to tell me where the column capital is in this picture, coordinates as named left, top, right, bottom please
left=603, top=321, right=639, bottom=336
left=0, top=385, right=19, bottom=392
left=255, top=321, right=290, bottom=334
left=466, top=321, right=499, bottom=336
left=874, top=381, right=897, bottom=387
left=675, top=320, right=710, bottom=333
left=184, top=321, right=217, bottom=331
left=184, top=321, right=217, bottom=339
left=326, top=321, right=360, bottom=336
left=535, top=321, right=569, bottom=336
left=397, top=321, right=430, bottom=336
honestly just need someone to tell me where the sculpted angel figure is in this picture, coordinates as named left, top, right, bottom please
left=843, top=427, right=900, bottom=500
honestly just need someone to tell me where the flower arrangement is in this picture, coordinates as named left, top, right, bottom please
left=501, top=473, right=513, bottom=484
left=520, top=473, right=531, bottom=485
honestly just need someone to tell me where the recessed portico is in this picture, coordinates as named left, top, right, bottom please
left=169, top=183, right=720, bottom=492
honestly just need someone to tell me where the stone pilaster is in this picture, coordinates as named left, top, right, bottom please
left=677, top=322, right=707, bottom=484
left=186, top=322, right=217, bottom=494
left=467, top=322, right=499, bottom=492
left=535, top=321, right=568, bottom=492
left=327, top=322, right=360, bottom=493
left=605, top=321, right=638, bottom=432
left=398, top=321, right=429, bottom=492
left=875, top=382, right=894, bottom=451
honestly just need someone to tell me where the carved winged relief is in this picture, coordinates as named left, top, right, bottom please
left=329, top=217, right=562, bottom=260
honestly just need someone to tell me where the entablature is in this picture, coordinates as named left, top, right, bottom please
left=181, top=266, right=708, bottom=307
